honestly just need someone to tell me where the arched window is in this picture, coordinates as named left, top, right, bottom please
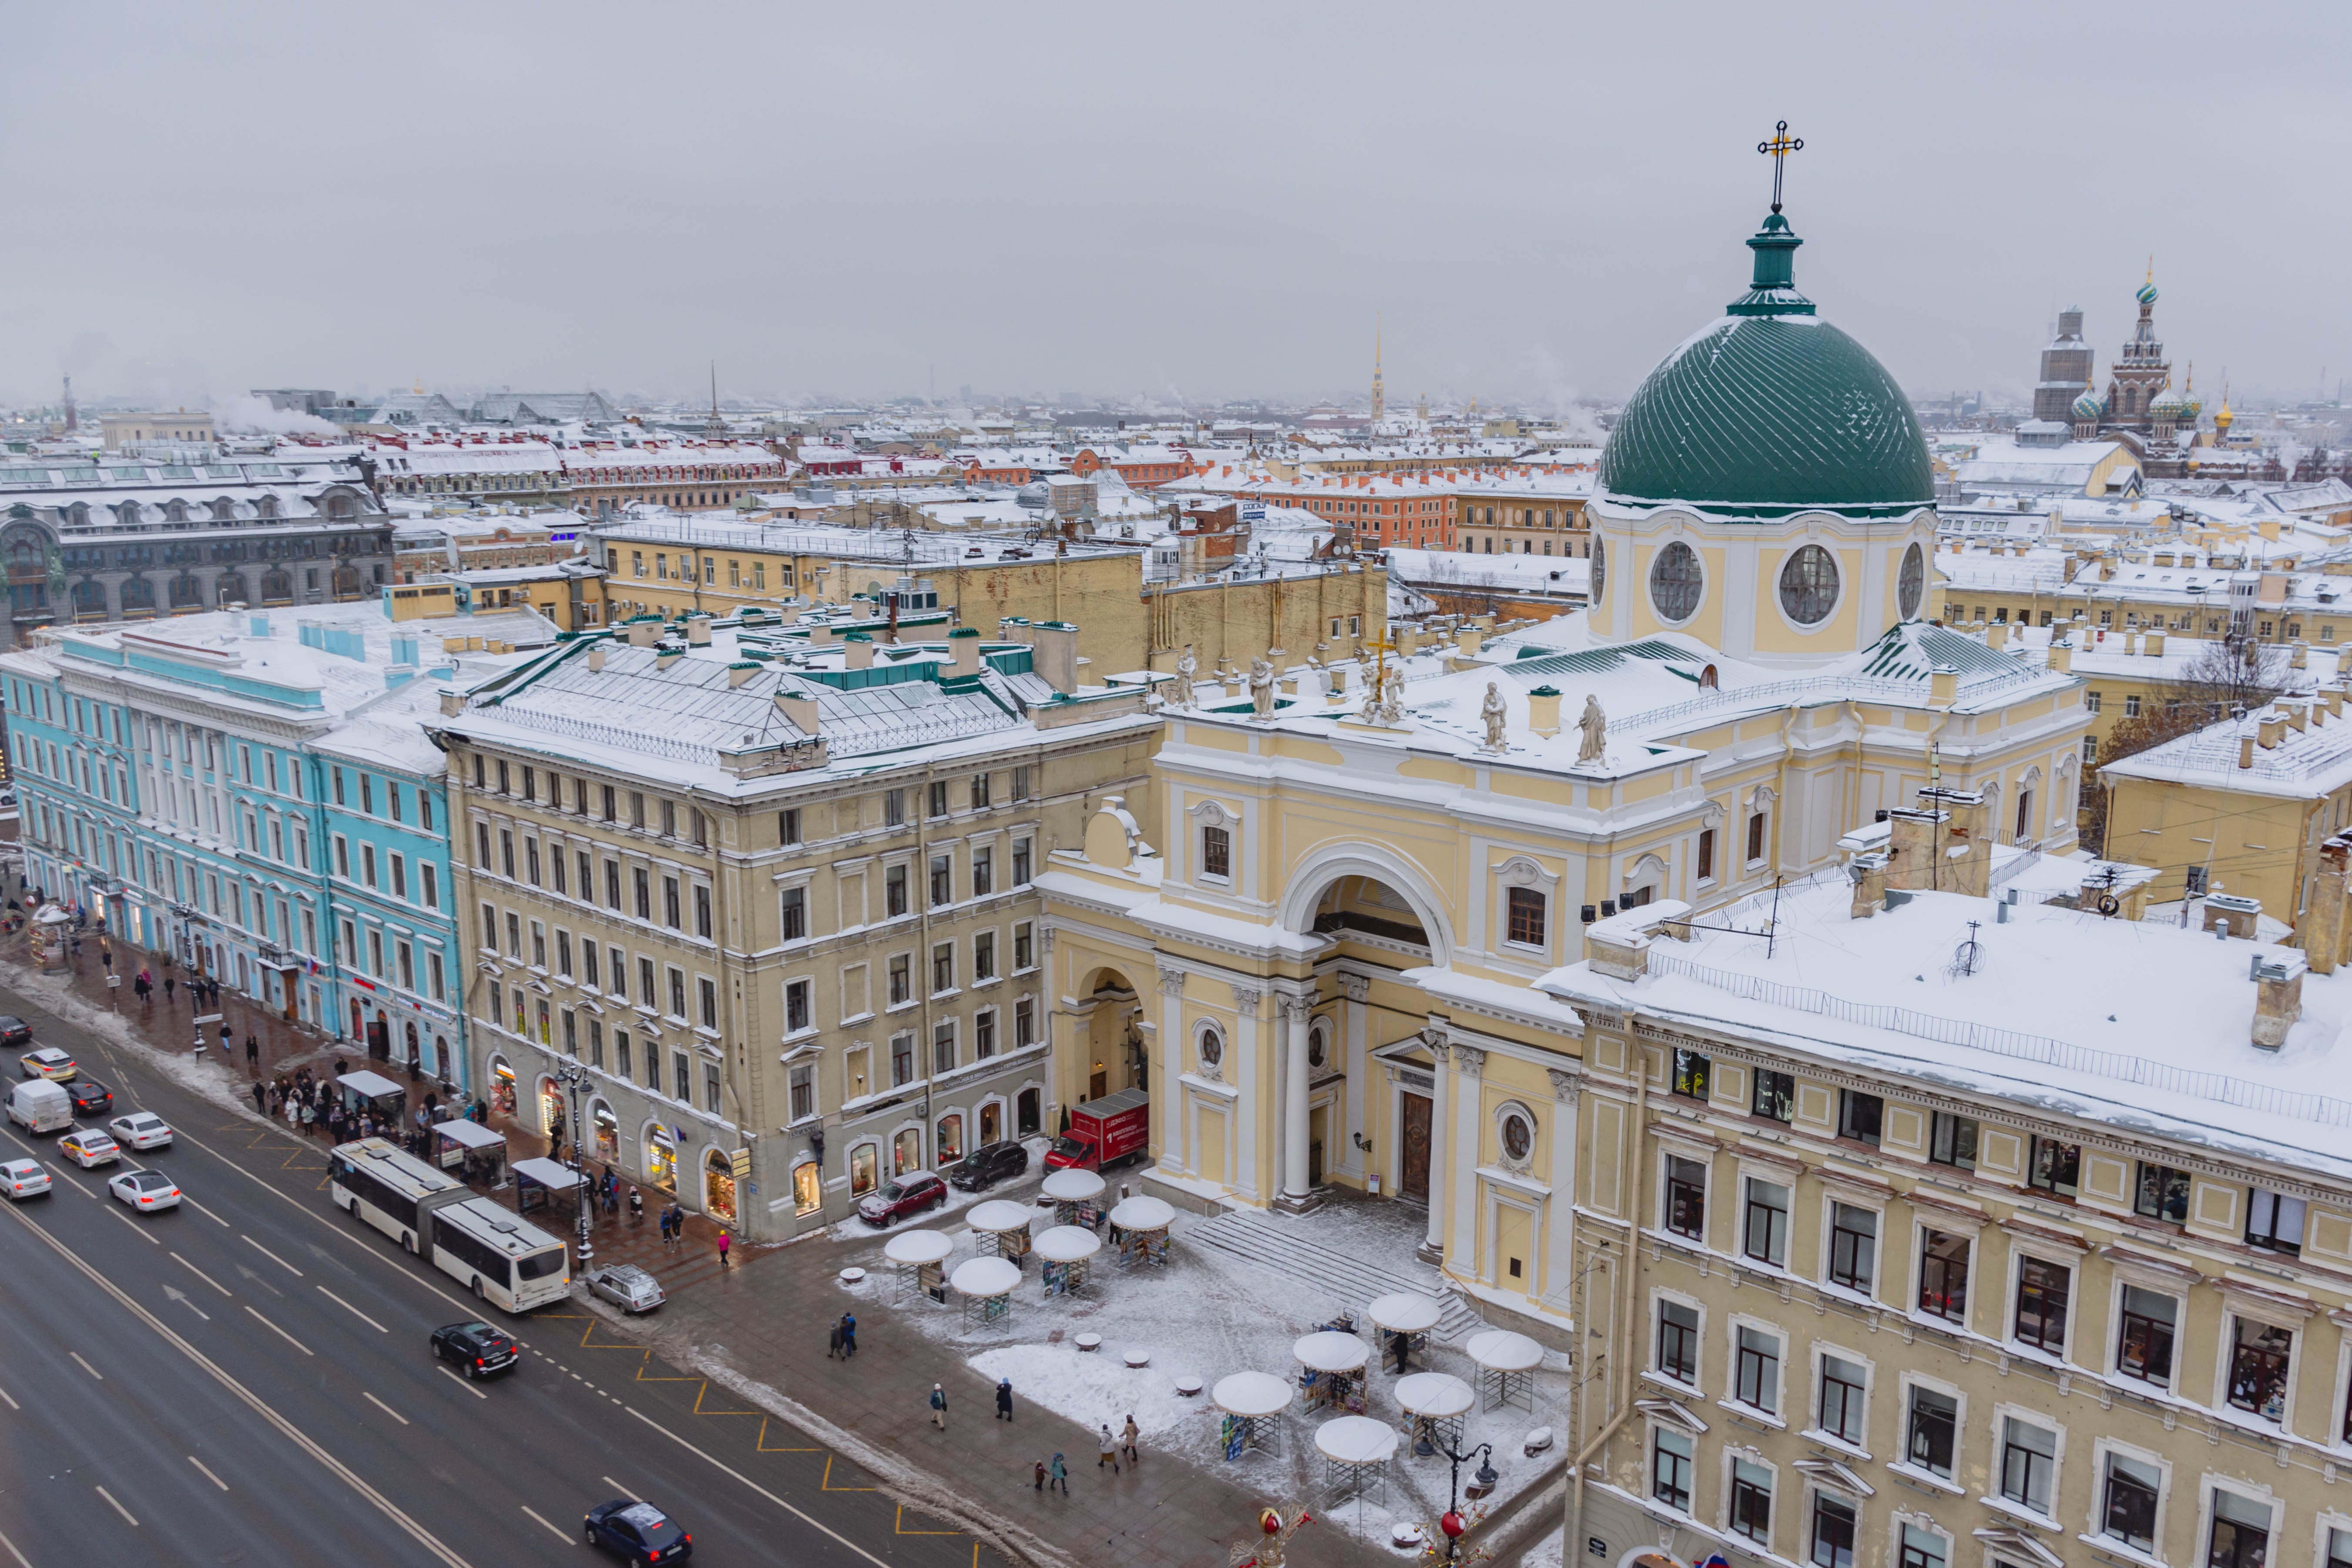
left=1197, top=1024, right=1225, bottom=1075
left=704, top=1149, right=737, bottom=1223
left=325, top=493, right=357, bottom=521
left=211, top=498, right=236, bottom=522
left=255, top=496, right=279, bottom=520
left=117, top=576, right=154, bottom=614
left=168, top=572, right=203, bottom=608
left=161, top=500, right=187, bottom=523
left=71, top=580, right=106, bottom=618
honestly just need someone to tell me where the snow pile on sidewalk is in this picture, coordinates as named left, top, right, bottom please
left=968, top=1343, right=1194, bottom=1439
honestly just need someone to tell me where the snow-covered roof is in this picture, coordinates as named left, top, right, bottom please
left=2097, top=698, right=2352, bottom=798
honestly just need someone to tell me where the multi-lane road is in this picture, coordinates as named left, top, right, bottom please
left=0, top=982, right=1001, bottom=1568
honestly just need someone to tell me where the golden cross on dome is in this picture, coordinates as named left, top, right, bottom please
left=1757, top=120, right=1803, bottom=213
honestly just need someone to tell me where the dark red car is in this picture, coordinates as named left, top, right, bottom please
left=857, top=1170, right=946, bottom=1226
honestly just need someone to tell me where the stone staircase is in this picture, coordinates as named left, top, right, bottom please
left=1186, top=1208, right=1482, bottom=1342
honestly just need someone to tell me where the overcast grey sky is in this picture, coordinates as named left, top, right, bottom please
left=6, top=1, right=2347, bottom=414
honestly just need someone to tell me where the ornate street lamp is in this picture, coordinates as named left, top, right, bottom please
left=551, top=1055, right=594, bottom=1265
left=1431, top=1440, right=1496, bottom=1564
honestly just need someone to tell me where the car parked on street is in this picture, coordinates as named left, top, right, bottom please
left=20, top=1049, right=74, bottom=1082
left=585, top=1263, right=665, bottom=1314
left=0, top=1159, right=50, bottom=1199
left=108, top=1169, right=180, bottom=1213
left=0, top=1016, right=31, bottom=1049
left=949, top=1140, right=1030, bottom=1193
left=856, top=1169, right=947, bottom=1227
left=57, top=1128, right=119, bottom=1169
left=66, top=1079, right=112, bottom=1117
left=107, top=1112, right=172, bottom=1151
left=430, top=1321, right=517, bottom=1379
left=583, top=1500, right=691, bottom=1563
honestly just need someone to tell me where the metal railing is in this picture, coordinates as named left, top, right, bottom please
left=1644, top=951, right=2352, bottom=1131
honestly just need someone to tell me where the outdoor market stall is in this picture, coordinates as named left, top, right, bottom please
left=1212, top=1371, right=1293, bottom=1460
left=1315, top=1414, right=1398, bottom=1507
left=512, top=1155, right=588, bottom=1218
left=885, top=1229, right=954, bottom=1305
left=1467, top=1329, right=1543, bottom=1413
left=1366, top=1291, right=1444, bottom=1375
left=1040, top=1166, right=1107, bottom=1229
left=1106, top=1193, right=1174, bottom=1269
left=1294, top=1330, right=1369, bottom=1415
left=1395, top=1371, right=1475, bottom=1455
left=951, top=1255, right=1021, bottom=1327
left=1033, top=1224, right=1101, bottom=1298
left=434, top=1117, right=508, bottom=1183
left=966, top=1199, right=1034, bottom=1265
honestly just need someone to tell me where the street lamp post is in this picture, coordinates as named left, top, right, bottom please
left=1431, top=1440, right=1496, bottom=1563
left=552, top=1056, right=594, bottom=1265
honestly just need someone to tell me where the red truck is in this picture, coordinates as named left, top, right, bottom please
left=1045, top=1088, right=1149, bottom=1173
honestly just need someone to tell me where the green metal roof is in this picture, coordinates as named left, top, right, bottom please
left=1854, top=622, right=2019, bottom=681
left=1595, top=212, right=1935, bottom=519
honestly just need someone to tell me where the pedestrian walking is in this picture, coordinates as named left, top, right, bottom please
left=1097, top=1424, right=1119, bottom=1474
left=928, top=1384, right=947, bottom=1431
left=250, top=1082, right=267, bottom=1116
left=300, top=1099, right=315, bottom=1136
left=163, top=976, right=175, bottom=1005
left=995, top=1378, right=1015, bottom=1421
left=245, top=1033, right=259, bottom=1070
left=218, top=1023, right=231, bottom=1054
left=717, top=1230, right=731, bottom=1269
left=1121, top=1415, right=1139, bottom=1464
left=1391, top=1329, right=1411, bottom=1376
left=660, top=1206, right=676, bottom=1246
left=1047, top=1454, right=1068, bottom=1494
left=628, top=1186, right=643, bottom=1225
left=828, top=1320, right=844, bottom=1360
left=841, top=1312, right=857, bottom=1357
left=1034, top=1460, right=1046, bottom=1491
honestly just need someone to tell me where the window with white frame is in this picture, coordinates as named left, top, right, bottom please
left=2225, top=1313, right=2294, bottom=1423
left=1808, top=1493, right=1855, bottom=1568
left=1743, top=1177, right=1790, bottom=1266
left=1656, top=1298, right=1698, bottom=1384
left=1200, top=824, right=1231, bottom=881
left=2115, top=1284, right=2178, bottom=1387
left=1664, top=1153, right=1706, bottom=1241
left=2013, top=1254, right=2071, bottom=1354
left=1729, top=1458, right=1772, bottom=1544
left=1815, top=1353, right=1867, bottom=1447
left=1827, top=1202, right=1876, bottom=1293
left=2098, top=1451, right=2161, bottom=1554
left=1895, top=1524, right=1945, bottom=1568
left=2207, top=1488, right=2272, bottom=1568
left=1903, top=1385, right=1957, bottom=1479
left=1997, top=1415, right=2057, bottom=1517
left=1649, top=1427, right=1693, bottom=1513
left=1735, top=1324, right=1781, bottom=1414
left=1918, top=1229, right=1968, bottom=1322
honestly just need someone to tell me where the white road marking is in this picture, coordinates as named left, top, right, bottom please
left=0, top=1522, right=32, bottom=1568
left=171, top=1250, right=232, bottom=1297
left=600, top=1475, right=631, bottom=1498
left=317, top=1286, right=387, bottom=1332
left=243, top=1305, right=312, bottom=1357
left=183, top=1196, right=230, bottom=1226
left=69, top=1350, right=103, bottom=1380
left=240, top=1233, right=303, bottom=1277
left=0, top=1382, right=16, bottom=1410
left=95, top=1484, right=137, bottom=1526
left=188, top=1455, right=228, bottom=1491
left=437, top=1364, right=488, bottom=1400
left=364, top=1391, right=409, bottom=1426
left=519, top=1505, right=570, bottom=1543
left=107, top=1206, right=159, bottom=1244
left=625, top=1406, right=895, bottom=1568
left=0, top=1196, right=476, bottom=1568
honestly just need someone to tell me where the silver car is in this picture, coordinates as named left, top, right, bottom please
left=585, top=1263, right=665, bottom=1313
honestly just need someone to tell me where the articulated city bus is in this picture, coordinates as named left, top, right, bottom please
left=329, top=1139, right=570, bottom=1311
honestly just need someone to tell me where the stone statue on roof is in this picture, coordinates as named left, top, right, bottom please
left=1169, top=644, right=1196, bottom=709
left=1481, top=680, right=1508, bottom=751
left=1248, top=655, right=1275, bottom=718
left=1575, top=693, right=1608, bottom=764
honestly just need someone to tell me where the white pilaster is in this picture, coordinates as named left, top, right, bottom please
left=1231, top=984, right=1260, bottom=1200
left=1281, top=994, right=1312, bottom=1205
left=1340, top=973, right=1368, bottom=1180
left=1417, top=1032, right=1449, bottom=1264
left=1446, top=1044, right=1485, bottom=1274
left=1541, top=1065, right=1580, bottom=1312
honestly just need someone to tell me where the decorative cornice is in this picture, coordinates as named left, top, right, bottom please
left=1547, top=1067, right=1579, bottom=1102
left=1454, top=1045, right=1487, bottom=1078
left=1230, top=985, right=1261, bottom=1015
left=1338, top=973, right=1370, bottom=1004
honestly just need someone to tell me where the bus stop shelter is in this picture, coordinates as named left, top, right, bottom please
left=434, top=1118, right=508, bottom=1183
left=513, top=1156, right=588, bottom=1219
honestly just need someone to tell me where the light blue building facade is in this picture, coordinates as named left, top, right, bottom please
left=0, top=603, right=551, bottom=1087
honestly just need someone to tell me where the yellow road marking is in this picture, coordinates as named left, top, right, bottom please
left=895, top=1505, right=959, bottom=1535
left=822, top=1455, right=875, bottom=1492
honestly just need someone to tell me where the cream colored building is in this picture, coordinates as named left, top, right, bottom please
left=434, top=610, right=1157, bottom=1239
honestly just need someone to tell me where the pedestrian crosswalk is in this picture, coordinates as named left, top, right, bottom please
left=1184, top=1208, right=1482, bottom=1342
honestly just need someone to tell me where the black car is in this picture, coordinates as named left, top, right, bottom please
left=66, top=1079, right=112, bottom=1116
left=584, top=1500, right=691, bottom=1563
left=430, top=1321, right=518, bottom=1379
left=950, top=1139, right=1029, bottom=1193
left=0, top=1017, right=29, bottom=1049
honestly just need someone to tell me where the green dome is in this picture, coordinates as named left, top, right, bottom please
left=1598, top=214, right=1935, bottom=519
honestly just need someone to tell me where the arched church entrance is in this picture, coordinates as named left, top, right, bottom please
left=1074, top=965, right=1143, bottom=1103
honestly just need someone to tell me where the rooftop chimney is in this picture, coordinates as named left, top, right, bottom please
left=587, top=643, right=609, bottom=671
left=775, top=691, right=819, bottom=735
left=2259, top=711, right=2287, bottom=749
left=1034, top=622, right=1078, bottom=695
left=2251, top=951, right=2306, bottom=1051
left=685, top=615, right=712, bottom=647
left=625, top=619, right=661, bottom=647
left=1930, top=664, right=1960, bottom=707
left=1527, top=686, right=1562, bottom=738
left=948, top=626, right=981, bottom=677
left=845, top=632, right=874, bottom=670
left=727, top=660, right=758, bottom=687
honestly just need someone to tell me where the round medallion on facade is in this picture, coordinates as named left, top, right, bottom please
left=1648, top=541, right=1703, bottom=623
left=1778, top=545, right=1839, bottom=625
left=1898, top=541, right=1925, bottom=620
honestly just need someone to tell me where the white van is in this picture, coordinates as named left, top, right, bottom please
left=6, top=1080, right=70, bottom=1135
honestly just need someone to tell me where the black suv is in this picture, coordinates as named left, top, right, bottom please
left=431, top=1321, right=518, bottom=1379
left=67, top=1079, right=113, bottom=1116
left=0, top=1017, right=30, bottom=1049
left=950, top=1140, right=1029, bottom=1193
